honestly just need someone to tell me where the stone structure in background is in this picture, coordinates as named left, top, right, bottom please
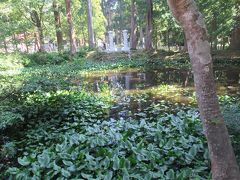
left=108, top=31, right=114, bottom=52
left=105, top=30, right=130, bottom=52
left=122, top=30, right=129, bottom=51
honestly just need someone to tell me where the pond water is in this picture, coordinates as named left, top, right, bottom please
left=81, top=67, right=240, bottom=118
left=84, top=67, right=240, bottom=92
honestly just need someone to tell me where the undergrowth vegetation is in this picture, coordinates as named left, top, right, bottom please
left=0, top=52, right=240, bottom=179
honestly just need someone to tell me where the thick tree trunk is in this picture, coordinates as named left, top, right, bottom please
left=65, top=0, right=77, bottom=55
left=130, top=0, right=137, bottom=50
left=167, top=0, right=240, bottom=179
left=87, top=0, right=95, bottom=49
left=145, top=0, right=153, bottom=50
left=53, top=0, right=63, bottom=52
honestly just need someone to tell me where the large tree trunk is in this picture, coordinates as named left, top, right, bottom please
left=65, top=0, right=77, bottom=55
left=130, top=0, right=137, bottom=50
left=53, top=0, right=63, bottom=52
left=167, top=0, right=240, bottom=179
left=145, top=0, right=153, bottom=50
left=87, top=0, right=95, bottom=49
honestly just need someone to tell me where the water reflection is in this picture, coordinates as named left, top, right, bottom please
left=79, top=67, right=240, bottom=119
left=84, top=67, right=240, bottom=93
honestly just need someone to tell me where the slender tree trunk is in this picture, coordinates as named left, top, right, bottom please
left=229, top=2, right=240, bottom=50
left=167, top=0, right=240, bottom=179
left=229, top=27, right=240, bottom=50
left=3, top=39, right=8, bottom=53
left=38, top=26, right=44, bottom=52
left=53, top=0, right=63, bottom=52
left=130, top=0, right=137, bottom=50
left=65, top=0, right=77, bottom=55
left=23, top=32, right=29, bottom=53
left=145, top=0, right=153, bottom=50
left=87, top=0, right=95, bottom=49
left=13, top=34, right=18, bottom=51
left=119, top=0, right=124, bottom=42
left=212, top=13, right=218, bottom=50
left=139, top=27, right=144, bottom=48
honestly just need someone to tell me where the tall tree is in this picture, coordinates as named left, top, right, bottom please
left=10, top=0, right=47, bottom=52
left=65, top=0, right=77, bottom=55
left=53, top=0, right=63, bottom=52
left=145, top=0, right=153, bottom=50
left=167, top=0, right=240, bottom=179
left=130, top=0, right=137, bottom=50
left=87, top=0, right=95, bottom=49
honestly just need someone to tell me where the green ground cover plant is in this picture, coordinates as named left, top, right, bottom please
left=0, top=52, right=240, bottom=179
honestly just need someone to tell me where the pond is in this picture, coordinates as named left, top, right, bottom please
left=80, top=67, right=240, bottom=119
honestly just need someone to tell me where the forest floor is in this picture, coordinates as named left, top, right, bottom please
left=0, top=52, right=240, bottom=179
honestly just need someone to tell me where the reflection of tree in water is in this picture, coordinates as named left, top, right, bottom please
left=90, top=67, right=240, bottom=94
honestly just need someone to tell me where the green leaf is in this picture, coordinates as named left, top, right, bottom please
left=38, top=152, right=50, bottom=168
left=18, top=156, right=30, bottom=166
left=61, top=168, right=71, bottom=177
left=166, top=169, right=175, bottom=179
left=122, top=168, right=130, bottom=180
left=104, top=171, right=113, bottom=180
left=113, top=156, right=120, bottom=170
left=188, top=146, right=197, bottom=158
left=63, top=160, right=73, bottom=166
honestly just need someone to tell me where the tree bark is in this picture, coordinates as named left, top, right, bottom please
left=229, top=27, right=240, bottom=50
left=87, top=0, right=95, bottom=49
left=167, top=0, right=240, bottom=179
left=145, top=0, right=153, bottom=50
left=31, top=10, right=45, bottom=52
left=34, top=32, right=40, bottom=52
left=229, top=1, right=240, bottom=50
left=53, top=0, right=63, bottom=52
left=130, top=0, right=137, bottom=50
left=139, top=27, right=144, bottom=48
left=65, top=0, right=77, bottom=55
